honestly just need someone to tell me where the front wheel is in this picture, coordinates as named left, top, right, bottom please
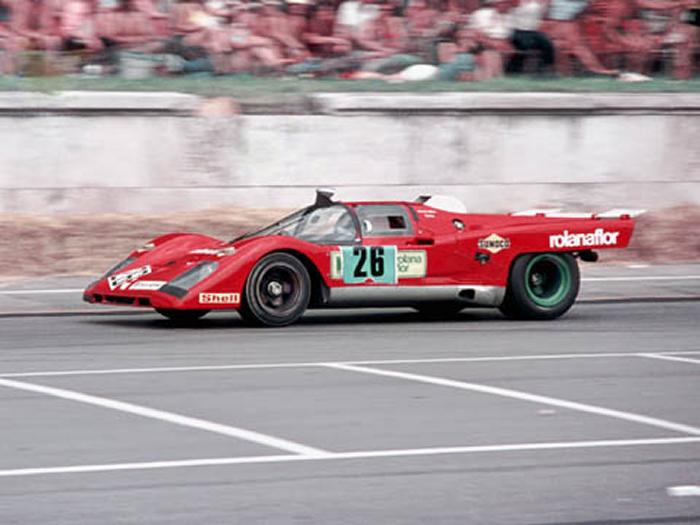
left=499, top=253, right=579, bottom=320
left=240, top=252, right=311, bottom=327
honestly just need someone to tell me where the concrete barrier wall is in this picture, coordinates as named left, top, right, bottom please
left=1, top=92, right=699, bottom=214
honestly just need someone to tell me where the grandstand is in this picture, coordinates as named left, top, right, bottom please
left=0, top=0, right=698, bottom=80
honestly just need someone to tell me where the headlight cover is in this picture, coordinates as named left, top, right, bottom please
left=103, top=256, right=137, bottom=278
left=160, top=261, right=219, bottom=299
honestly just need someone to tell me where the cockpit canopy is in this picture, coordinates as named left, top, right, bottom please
left=245, top=205, right=357, bottom=244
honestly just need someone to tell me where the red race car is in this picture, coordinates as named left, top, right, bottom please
left=83, top=190, right=641, bottom=326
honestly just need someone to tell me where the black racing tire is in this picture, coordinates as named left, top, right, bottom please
left=240, top=252, right=311, bottom=327
left=414, top=302, right=465, bottom=319
left=155, top=308, right=210, bottom=322
left=235, top=306, right=256, bottom=325
left=499, top=253, right=579, bottom=320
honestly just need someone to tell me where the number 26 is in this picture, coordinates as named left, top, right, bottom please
left=353, top=247, right=385, bottom=278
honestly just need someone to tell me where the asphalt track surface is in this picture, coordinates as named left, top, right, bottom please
left=1, top=300, right=700, bottom=524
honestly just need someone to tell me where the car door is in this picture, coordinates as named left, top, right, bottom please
left=350, top=204, right=434, bottom=286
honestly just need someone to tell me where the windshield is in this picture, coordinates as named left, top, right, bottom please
left=236, top=205, right=358, bottom=244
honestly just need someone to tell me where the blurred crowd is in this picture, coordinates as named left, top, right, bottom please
left=0, top=0, right=699, bottom=80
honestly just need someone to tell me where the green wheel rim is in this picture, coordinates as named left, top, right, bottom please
left=524, top=254, right=572, bottom=307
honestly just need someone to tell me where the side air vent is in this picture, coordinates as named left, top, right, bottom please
left=105, top=295, right=136, bottom=305
left=458, top=289, right=476, bottom=300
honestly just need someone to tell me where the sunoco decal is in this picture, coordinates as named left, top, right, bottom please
left=477, top=234, right=511, bottom=254
left=199, top=293, right=240, bottom=305
left=108, top=265, right=152, bottom=290
left=549, top=229, right=620, bottom=249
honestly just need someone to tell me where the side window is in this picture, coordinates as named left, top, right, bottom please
left=296, top=205, right=357, bottom=244
left=355, top=205, right=414, bottom=237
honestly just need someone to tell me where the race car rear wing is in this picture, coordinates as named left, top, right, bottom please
left=511, top=208, right=646, bottom=219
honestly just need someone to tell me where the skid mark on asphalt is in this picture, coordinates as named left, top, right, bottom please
left=325, top=363, right=700, bottom=437
left=0, top=437, right=698, bottom=478
left=0, top=377, right=328, bottom=456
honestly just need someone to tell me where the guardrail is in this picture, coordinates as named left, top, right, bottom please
left=0, top=91, right=699, bottom=215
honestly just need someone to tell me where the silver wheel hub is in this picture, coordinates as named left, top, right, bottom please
left=267, top=281, right=283, bottom=297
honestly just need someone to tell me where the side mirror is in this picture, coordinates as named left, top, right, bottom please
left=315, top=188, right=336, bottom=207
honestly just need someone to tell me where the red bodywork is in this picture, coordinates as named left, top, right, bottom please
left=83, top=199, right=637, bottom=312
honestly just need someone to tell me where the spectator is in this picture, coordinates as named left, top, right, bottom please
left=469, top=0, right=517, bottom=77
left=259, top=0, right=308, bottom=62
left=163, top=0, right=235, bottom=72
left=133, top=0, right=170, bottom=37
left=217, top=3, right=289, bottom=73
left=287, top=0, right=360, bottom=76
left=508, top=0, right=556, bottom=73
left=540, top=0, right=619, bottom=75
left=301, top=0, right=352, bottom=56
left=651, top=0, right=698, bottom=78
left=405, top=0, right=456, bottom=61
left=586, top=0, right=682, bottom=75
left=168, top=0, right=215, bottom=50
left=60, top=0, right=103, bottom=52
left=0, top=0, right=24, bottom=73
left=286, top=0, right=309, bottom=42
left=470, top=0, right=555, bottom=75
left=355, top=1, right=422, bottom=73
left=0, top=0, right=696, bottom=79
left=336, top=0, right=379, bottom=41
left=437, top=22, right=493, bottom=79
left=348, top=22, right=479, bottom=82
left=94, top=0, right=159, bottom=52
left=9, top=0, right=62, bottom=53
left=405, top=0, right=437, bottom=56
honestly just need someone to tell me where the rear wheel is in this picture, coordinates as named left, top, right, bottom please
left=155, top=308, right=210, bottom=322
left=499, top=253, right=579, bottom=320
left=240, top=252, right=311, bottom=327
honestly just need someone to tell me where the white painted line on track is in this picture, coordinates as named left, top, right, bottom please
left=0, top=377, right=328, bottom=457
left=667, top=485, right=700, bottom=497
left=0, top=361, right=327, bottom=378
left=0, top=436, right=698, bottom=478
left=581, top=275, right=700, bottom=282
left=337, top=351, right=700, bottom=368
left=640, top=354, right=700, bottom=366
left=326, top=363, right=700, bottom=437
left=3, top=350, right=699, bottom=379
left=0, top=288, right=83, bottom=295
